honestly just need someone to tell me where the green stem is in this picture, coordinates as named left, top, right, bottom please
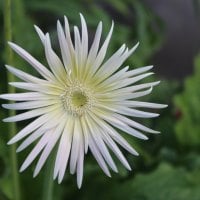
left=42, top=155, right=55, bottom=200
left=3, top=0, right=21, bottom=200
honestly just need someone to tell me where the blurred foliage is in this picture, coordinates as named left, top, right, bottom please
left=66, top=162, right=200, bottom=200
left=0, top=0, right=199, bottom=200
left=174, top=55, right=200, bottom=148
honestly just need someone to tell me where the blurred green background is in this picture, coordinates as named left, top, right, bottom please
left=0, top=0, right=200, bottom=199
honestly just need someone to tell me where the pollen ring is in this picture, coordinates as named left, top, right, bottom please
left=60, top=81, right=95, bottom=116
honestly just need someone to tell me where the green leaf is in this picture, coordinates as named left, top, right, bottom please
left=174, top=54, right=200, bottom=148
left=70, top=163, right=200, bottom=200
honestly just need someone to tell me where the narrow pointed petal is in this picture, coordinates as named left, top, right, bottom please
left=33, top=119, right=66, bottom=177
left=93, top=109, right=148, bottom=140
left=16, top=127, right=46, bottom=152
left=3, top=105, right=60, bottom=122
left=20, top=130, right=52, bottom=172
left=93, top=44, right=126, bottom=83
left=73, top=26, right=82, bottom=76
left=64, top=16, right=75, bottom=55
left=7, top=110, right=60, bottom=144
left=8, top=42, right=54, bottom=80
left=80, top=13, right=88, bottom=66
left=125, top=65, right=154, bottom=77
left=102, top=132, right=132, bottom=170
left=55, top=117, right=73, bottom=182
left=5, top=65, right=46, bottom=84
left=87, top=112, right=138, bottom=156
left=9, top=82, right=63, bottom=95
left=57, top=20, right=71, bottom=71
left=69, top=118, right=82, bottom=175
left=86, top=21, right=102, bottom=69
left=90, top=22, right=114, bottom=75
left=88, top=136, right=111, bottom=177
left=80, top=116, right=89, bottom=153
left=85, top=115, right=118, bottom=172
left=3, top=100, right=57, bottom=110
left=44, top=34, right=67, bottom=83
left=95, top=43, right=139, bottom=84
left=116, top=107, right=159, bottom=118
left=120, top=101, right=168, bottom=108
left=34, top=25, right=45, bottom=44
left=77, top=143, right=84, bottom=188
left=98, top=66, right=129, bottom=89
left=114, top=113, right=160, bottom=134
left=0, top=92, right=52, bottom=101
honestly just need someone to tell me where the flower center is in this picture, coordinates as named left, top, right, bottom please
left=60, top=81, right=95, bottom=116
left=71, top=91, right=87, bottom=107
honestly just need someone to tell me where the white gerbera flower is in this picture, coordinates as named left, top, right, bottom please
left=1, top=14, right=167, bottom=188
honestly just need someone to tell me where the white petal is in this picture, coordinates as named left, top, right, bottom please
left=122, top=42, right=139, bottom=61
left=87, top=112, right=138, bottom=156
left=16, top=127, right=46, bottom=152
left=33, top=119, right=66, bottom=177
left=8, top=42, right=54, bottom=80
left=3, top=100, right=57, bottom=110
left=116, top=72, right=154, bottom=89
left=9, top=82, right=63, bottom=95
left=85, top=114, right=118, bottom=172
left=80, top=13, right=88, bottom=66
left=95, top=43, right=139, bottom=84
left=17, top=112, right=65, bottom=152
left=80, top=116, right=89, bottom=153
left=101, top=80, right=160, bottom=94
left=119, top=101, right=168, bottom=108
left=19, top=130, right=53, bottom=172
left=117, top=81, right=160, bottom=93
left=116, top=107, right=159, bottom=118
left=44, top=34, right=67, bottom=83
left=64, top=16, right=75, bottom=57
left=125, top=65, right=154, bottom=77
left=0, top=92, right=53, bottom=101
left=3, top=105, right=60, bottom=122
left=93, top=109, right=148, bottom=140
left=118, top=87, right=153, bottom=100
left=108, top=130, right=139, bottom=156
left=95, top=87, right=153, bottom=102
left=7, top=110, right=59, bottom=144
left=57, top=20, right=72, bottom=71
left=114, top=113, right=159, bottom=134
left=92, top=43, right=126, bottom=80
left=88, top=136, right=111, bottom=177
left=90, top=22, right=114, bottom=74
left=57, top=117, right=74, bottom=183
left=6, top=65, right=46, bottom=84
left=95, top=104, right=159, bottom=118
left=70, top=118, right=82, bottom=175
left=76, top=140, right=84, bottom=188
left=98, top=66, right=129, bottom=89
left=85, top=21, right=102, bottom=72
left=101, top=132, right=131, bottom=170
left=73, top=26, right=82, bottom=76
left=76, top=113, right=85, bottom=188
left=34, top=25, right=45, bottom=44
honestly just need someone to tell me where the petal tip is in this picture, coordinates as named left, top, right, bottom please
left=19, top=165, right=25, bottom=173
left=162, top=104, right=168, bottom=108
left=3, top=118, right=9, bottom=122
left=7, top=140, right=14, bottom=145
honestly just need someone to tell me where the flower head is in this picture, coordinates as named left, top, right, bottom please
left=1, top=14, right=167, bottom=188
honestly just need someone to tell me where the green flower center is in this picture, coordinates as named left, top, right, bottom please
left=71, top=91, right=88, bottom=107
